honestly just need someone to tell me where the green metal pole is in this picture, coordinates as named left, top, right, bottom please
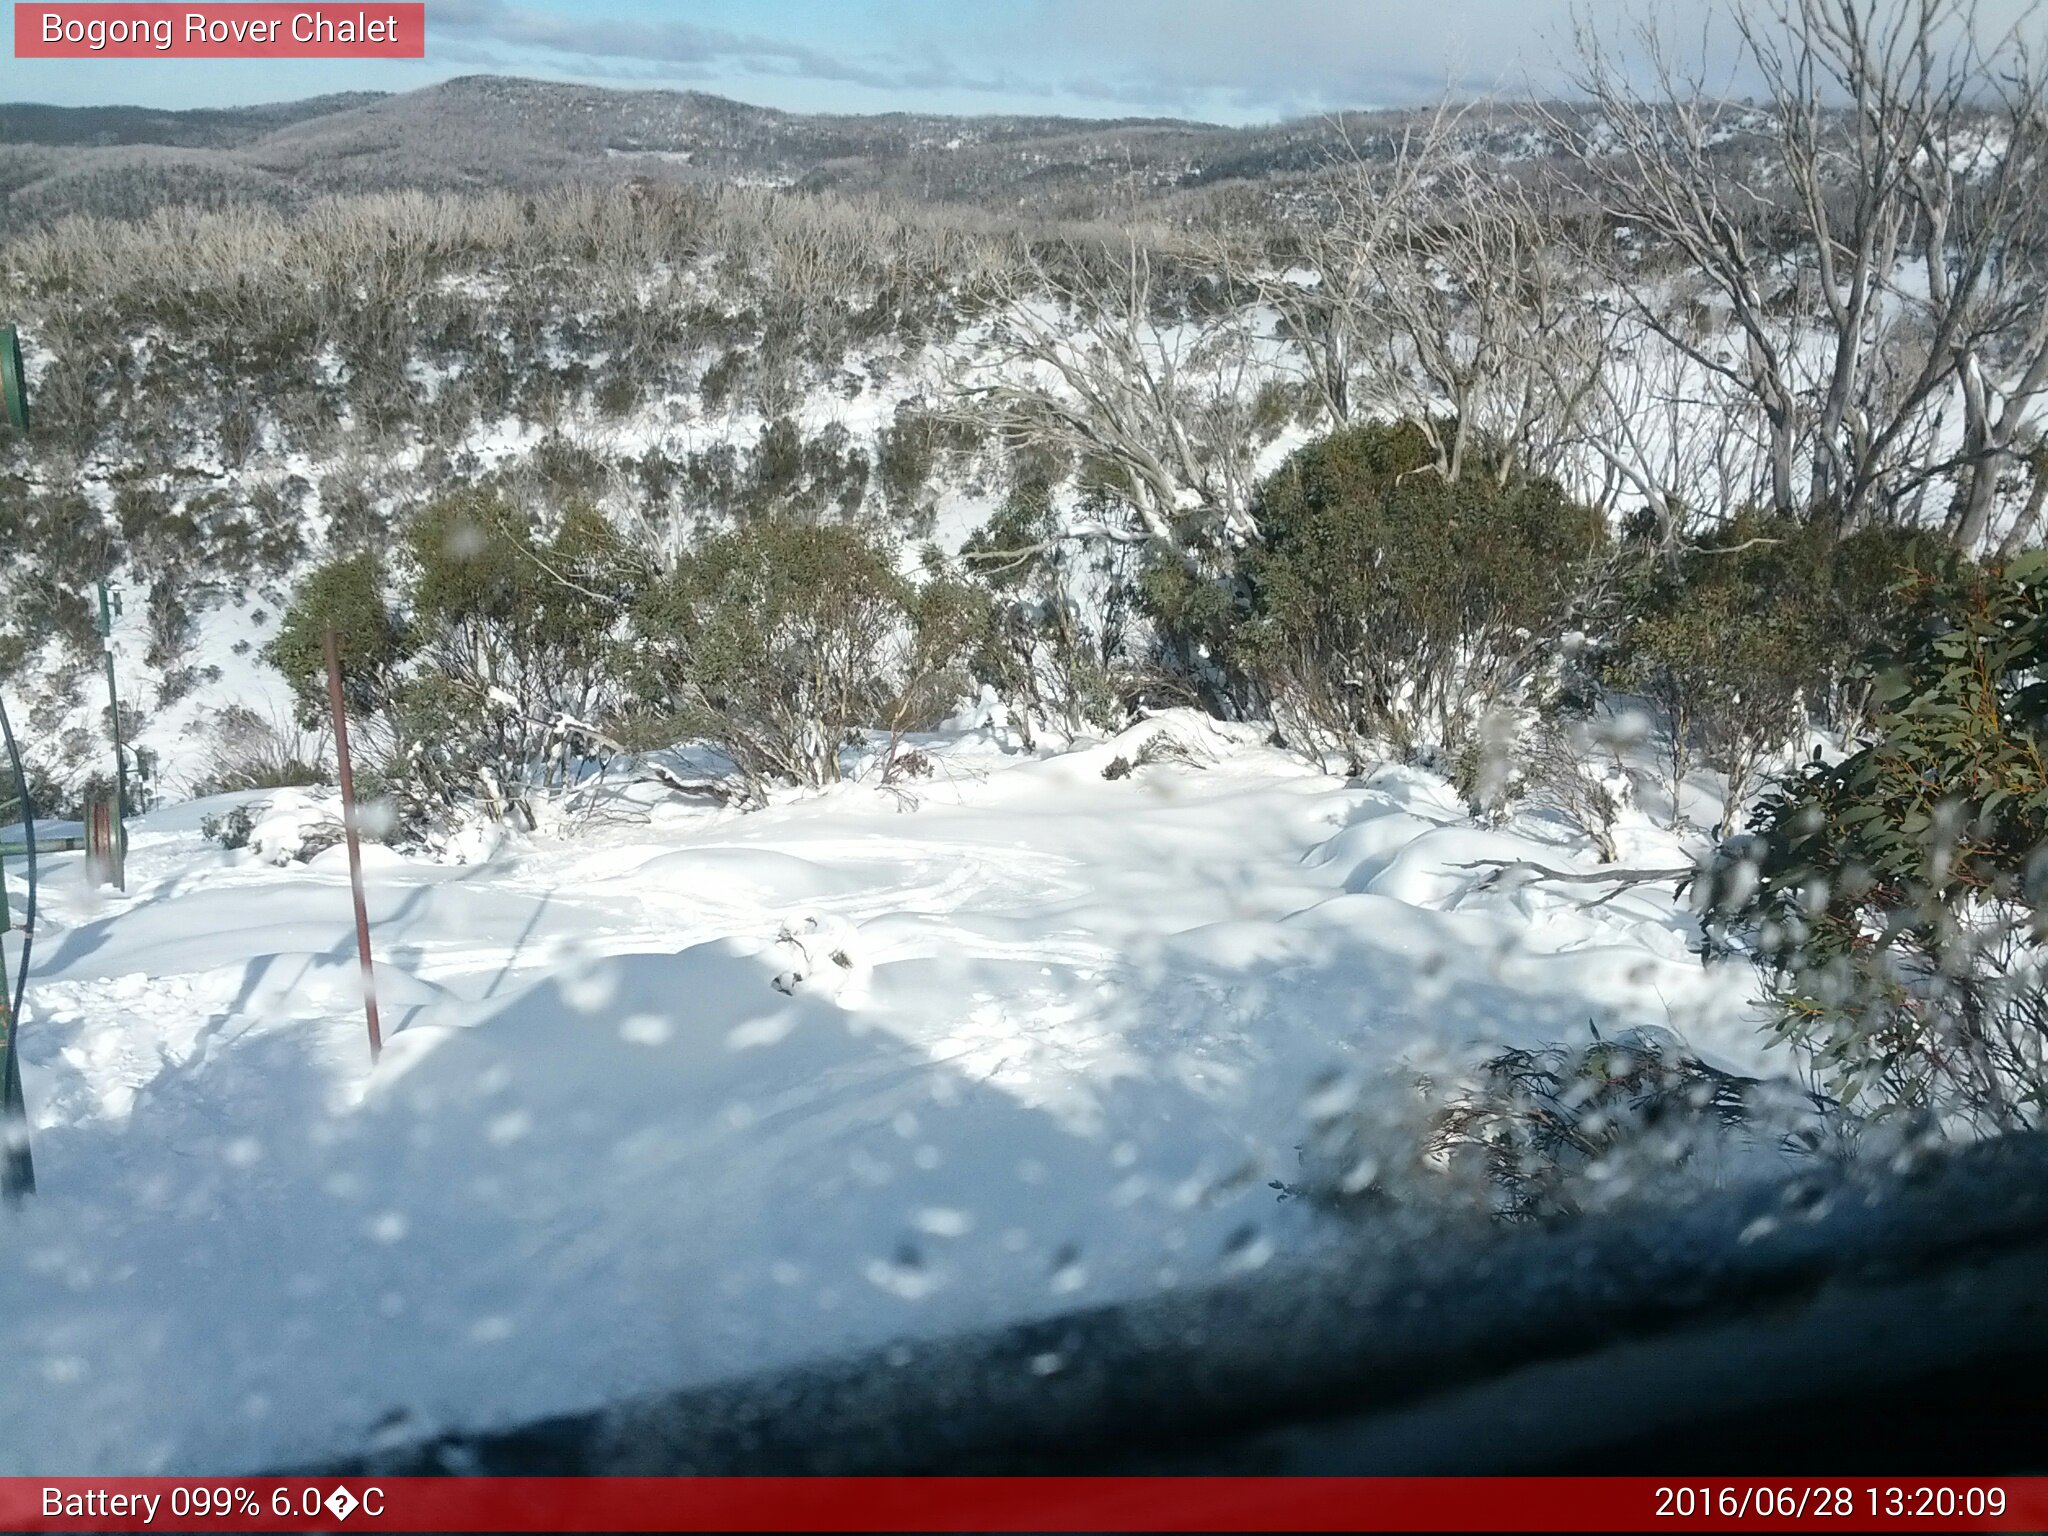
left=1, top=324, right=36, bottom=1196
left=97, top=580, right=127, bottom=890
left=0, top=929, right=29, bottom=1201
left=0, top=326, right=25, bottom=433
left=0, top=730, right=33, bottom=1202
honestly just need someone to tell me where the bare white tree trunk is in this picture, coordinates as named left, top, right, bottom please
left=951, top=237, right=1268, bottom=555
left=1540, top=0, right=2048, bottom=541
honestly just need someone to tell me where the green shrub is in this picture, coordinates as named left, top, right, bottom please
left=393, top=493, right=630, bottom=826
left=1415, top=1029, right=1827, bottom=1221
left=876, top=410, right=941, bottom=525
left=530, top=435, right=611, bottom=502
left=960, top=477, right=1126, bottom=744
left=627, top=519, right=966, bottom=791
left=735, top=418, right=870, bottom=524
left=698, top=349, right=745, bottom=412
left=1733, top=550, right=2048, bottom=1131
left=267, top=551, right=408, bottom=724
left=1233, top=420, right=1606, bottom=766
left=319, top=474, right=384, bottom=554
left=593, top=369, right=641, bottom=420
left=874, top=408, right=983, bottom=537
left=269, top=494, right=632, bottom=834
left=1601, top=514, right=1929, bottom=832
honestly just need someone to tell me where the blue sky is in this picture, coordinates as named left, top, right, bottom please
left=4, top=0, right=2043, bottom=121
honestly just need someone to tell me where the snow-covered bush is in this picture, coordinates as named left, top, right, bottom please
left=189, top=704, right=327, bottom=797
left=200, top=791, right=347, bottom=864
left=198, top=803, right=258, bottom=851
left=1301, top=1028, right=1836, bottom=1224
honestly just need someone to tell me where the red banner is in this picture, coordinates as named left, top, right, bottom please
left=14, top=4, right=423, bottom=57
left=0, top=1477, right=2042, bottom=1532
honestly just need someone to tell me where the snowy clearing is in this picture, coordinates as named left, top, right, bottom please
left=1, top=714, right=1764, bottom=1473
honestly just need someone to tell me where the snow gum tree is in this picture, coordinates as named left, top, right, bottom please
left=1545, top=0, right=2048, bottom=541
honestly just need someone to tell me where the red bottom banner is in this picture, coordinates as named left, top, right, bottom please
left=1, top=1476, right=2042, bottom=1532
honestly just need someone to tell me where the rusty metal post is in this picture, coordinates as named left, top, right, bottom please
left=95, top=581, right=127, bottom=891
left=323, top=629, right=383, bottom=1064
left=84, top=796, right=123, bottom=890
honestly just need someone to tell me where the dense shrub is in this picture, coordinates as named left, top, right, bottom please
left=1413, top=1029, right=1832, bottom=1221
left=875, top=409, right=943, bottom=527
left=267, top=550, right=408, bottom=723
left=874, top=407, right=980, bottom=537
left=269, top=493, right=632, bottom=834
left=1732, top=551, right=2048, bottom=1131
left=739, top=418, right=869, bottom=525
left=626, top=519, right=972, bottom=792
left=1299, top=1027, right=1834, bottom=1224
left=1222, top=420, right=1607, bottom=767
left=389, top=493, right=629, bottom=825
left=1600, top=514, right=1930, bottom=831
left=959, top=476, right=1128, bottom=745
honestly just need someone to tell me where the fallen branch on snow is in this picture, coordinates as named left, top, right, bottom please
left=1450, top=858, right=1696, bottom=910
left=637, top=762, right=747, bottom=806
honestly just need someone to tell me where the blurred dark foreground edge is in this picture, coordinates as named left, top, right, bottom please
left=311, top=1134, right=2048, bottom=1477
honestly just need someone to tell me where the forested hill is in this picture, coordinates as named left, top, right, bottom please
left=0, top=93, right=387, bottom=147
left=0, top=74, right=1484, bottom=229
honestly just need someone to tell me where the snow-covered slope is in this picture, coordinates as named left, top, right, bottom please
left=0, top=714, right=1764, bottom=1474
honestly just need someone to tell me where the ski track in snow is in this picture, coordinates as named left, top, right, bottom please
left=0, top=713, right=1767, bottom=1473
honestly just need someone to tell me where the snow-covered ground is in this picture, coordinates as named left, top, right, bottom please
left=0, top=713, right=1765, bottom=1474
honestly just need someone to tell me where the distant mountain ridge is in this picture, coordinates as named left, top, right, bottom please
left=0, top=75, right=1473, bottom=229
left=0, top=92, right=389, bottom=148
